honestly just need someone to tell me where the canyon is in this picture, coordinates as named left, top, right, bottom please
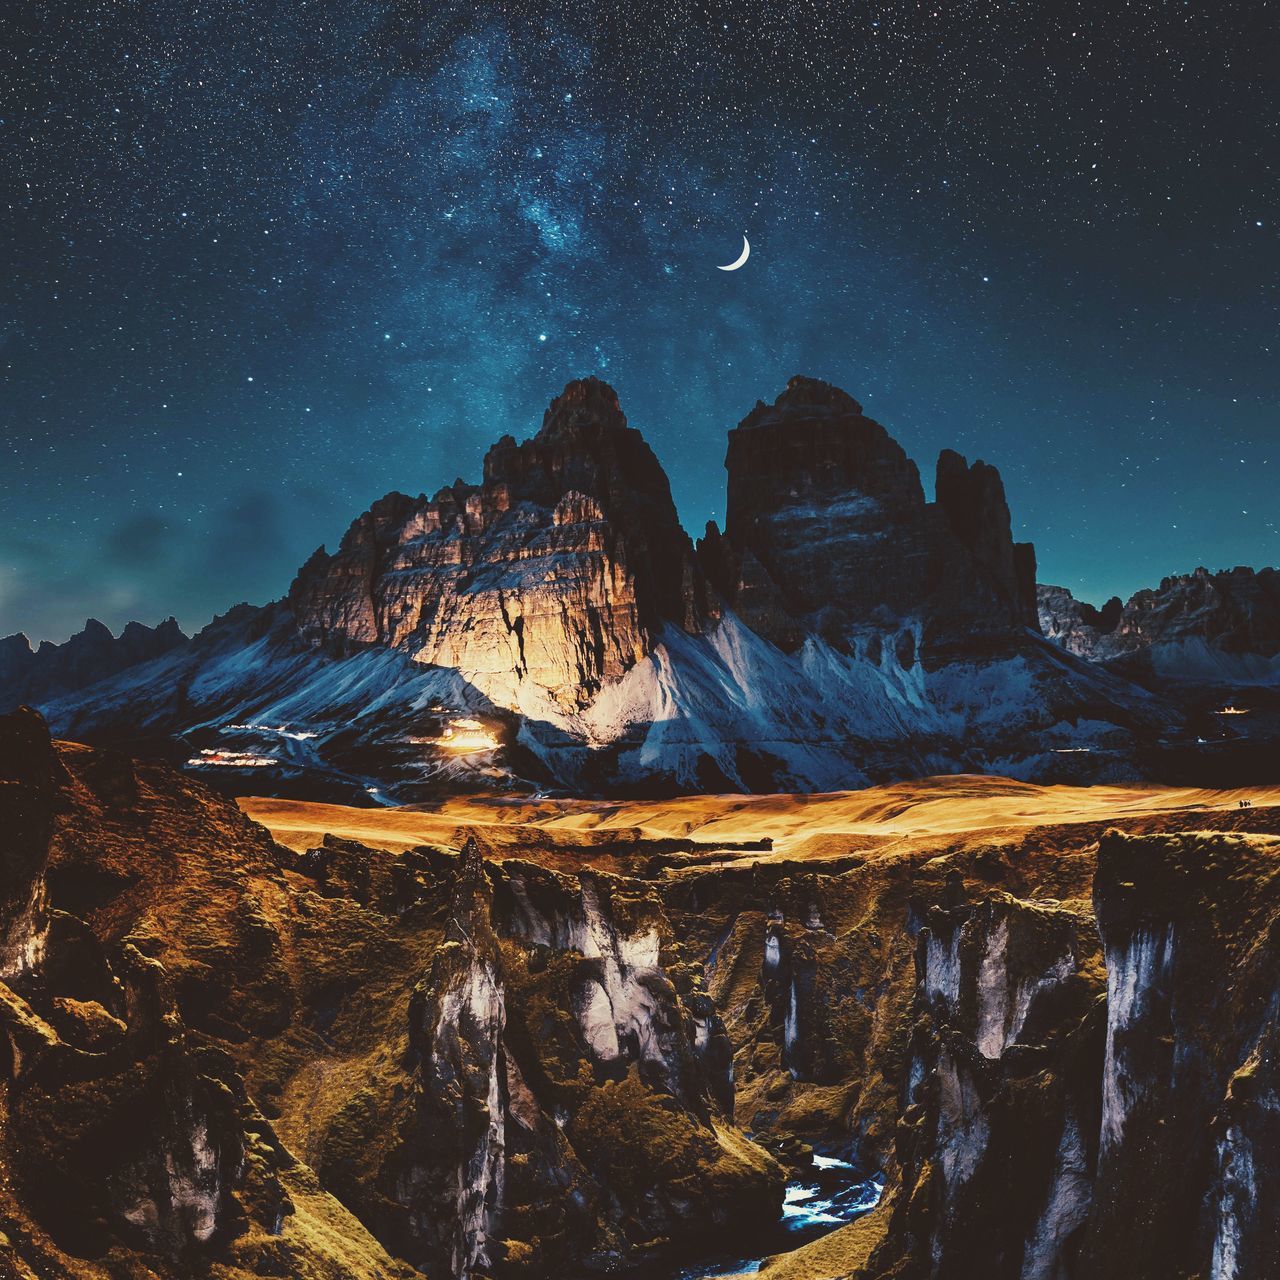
left=3, top=704, right=1279, bottom=1278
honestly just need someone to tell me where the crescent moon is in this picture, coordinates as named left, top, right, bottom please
left=717, top=235, right=750, bottom=271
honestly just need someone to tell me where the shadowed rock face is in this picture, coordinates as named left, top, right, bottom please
left=0, top=712, right=425, bottom=1279
left=0, top=706, right=57, bottom=977
left=0, top=712, right=781, bottom=1279
left=857, top=828, right=1280, bottom=1280
left=1080, top=830, right=1280, bottom=1279
left=878, top=889, right=1105, bottom=1280
left=0, top=711, right=251, bottom=1264
left=288, top=377, right=705, bottom=716
left=934, top=448, right=1039, bottom=633
left=707, top=376, right=1038, bottom=655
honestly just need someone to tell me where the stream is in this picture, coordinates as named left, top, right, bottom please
left=619, top=1154, right=885, bottom=1280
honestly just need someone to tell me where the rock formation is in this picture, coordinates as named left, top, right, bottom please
left=1081, top=829, right=1280, bottom=1277
left=381, top=840, right=778, bottom=1277
left=851, top=826, right=1280, bottom=1280
left=0, top=617, right=188, bottom=711
left=4, top=705, right=1280, bottom=1278
left=878, top=888, right=1104, bottom=1278
left=0, top=706, right=56, bottom=977
left=288, top=376, right=705, bottom=717
left=0, top=709, right=780, bottom=1279
left=704, top=376, right=1038, bottom=655
left=1038, top=566, right=1280, bottom=669
left=1, top=375, right=1233, bottom=798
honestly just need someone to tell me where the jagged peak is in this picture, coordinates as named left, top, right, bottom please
left=537, top=375, right=628, bottom=439
left=934, top=449, right=1012, bottom=535
left=79, top=618, right=116, bottom=642
left=735, top=375, right=864, bottom=430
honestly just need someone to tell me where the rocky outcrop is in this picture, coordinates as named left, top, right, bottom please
left=4, top=942, right=247, bottom=1255
left=0, top=710, right=422, bottom=1279
left=288, top=377, right=705, bottom=717
left=0, top=712, right=243, bottom=1262
left=2, top=711, right=787, bottom=1279
left=934, top=449, right=1039, bottom=633
left=877, top=888, right=1104, bottom=1279
left=383, top=838, right=779, bottom=1278
left=1038, top=567, right=1280, bottom=669
left=0, top=617, right=188, bottom=711
left=395, top=840, right=508, bottom=1278
left=0, top=706, right=56, bottom=977
left=1080, top=830, right=1280, bottom=1278
left=706, top=377, right=1038, bottom=656
left=849, top=827, right=1280, bottom=1280
left=1036, top=585, right=1124, bottom=659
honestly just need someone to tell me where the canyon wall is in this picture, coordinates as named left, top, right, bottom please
left=3, top=710, right=1279, bottom=1277
left=0, top=710, right=778, bottom=1280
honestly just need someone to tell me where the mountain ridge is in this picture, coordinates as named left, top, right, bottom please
left=4, top=375, right=1277, bottom=797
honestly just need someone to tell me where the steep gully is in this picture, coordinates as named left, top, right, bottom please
left=3, top=706, right=1279, bottom=1278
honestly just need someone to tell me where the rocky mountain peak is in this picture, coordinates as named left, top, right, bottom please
left=1039, top=565, right=1280, bottom=666
left=0, top=617, right=190, bottom=714
left=536, top=374, right=628, bottom=438
left=736, top=374, right=864, bottom=428
left=935, top=449, right=1039, bottom=629
left=482, top=377, right=680, bottom=528
left=714, top=376, right=1036, bottom=649
left=724, top=376, right=924, bottom=544
left=0, top=633, right=35, bottom=678
left=289, top=376, right=703, bottom=713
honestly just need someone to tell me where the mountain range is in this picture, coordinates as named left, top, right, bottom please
left=4, top=375, right=1277, bottom=800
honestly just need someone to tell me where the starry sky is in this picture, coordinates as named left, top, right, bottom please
left=4, top=0, right=1278, bottom=642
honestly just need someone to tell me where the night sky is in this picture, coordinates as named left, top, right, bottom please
left=4, top=0, right=1278, bottom=643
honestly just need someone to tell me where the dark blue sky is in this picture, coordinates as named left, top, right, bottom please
left=4, top=0, right=1278, bottom=641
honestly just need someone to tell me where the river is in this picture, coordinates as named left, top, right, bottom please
left=615, top=1154, right=885, bottom=1280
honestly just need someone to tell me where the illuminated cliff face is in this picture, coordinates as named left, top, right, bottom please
left=287, top=378, right=700, bottom=721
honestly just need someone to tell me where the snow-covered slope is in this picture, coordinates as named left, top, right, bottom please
left=29, top=602, right=1182, bottom=801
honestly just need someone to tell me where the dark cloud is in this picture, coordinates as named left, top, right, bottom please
left=104, top=514, right=174, bottom=569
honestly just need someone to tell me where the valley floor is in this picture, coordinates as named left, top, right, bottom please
left=242, top=773, right=1280, bottom=866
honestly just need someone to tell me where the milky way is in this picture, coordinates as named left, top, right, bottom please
left=4, top=0, right=1277, bottom=640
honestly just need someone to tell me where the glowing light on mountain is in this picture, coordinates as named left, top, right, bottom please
left=187, top=748, right=278, bottom=768
left=440, top=718, right=499, bottom=753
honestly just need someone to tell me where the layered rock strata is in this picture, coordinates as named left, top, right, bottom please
left=288, top=376, right=705, bottom=716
